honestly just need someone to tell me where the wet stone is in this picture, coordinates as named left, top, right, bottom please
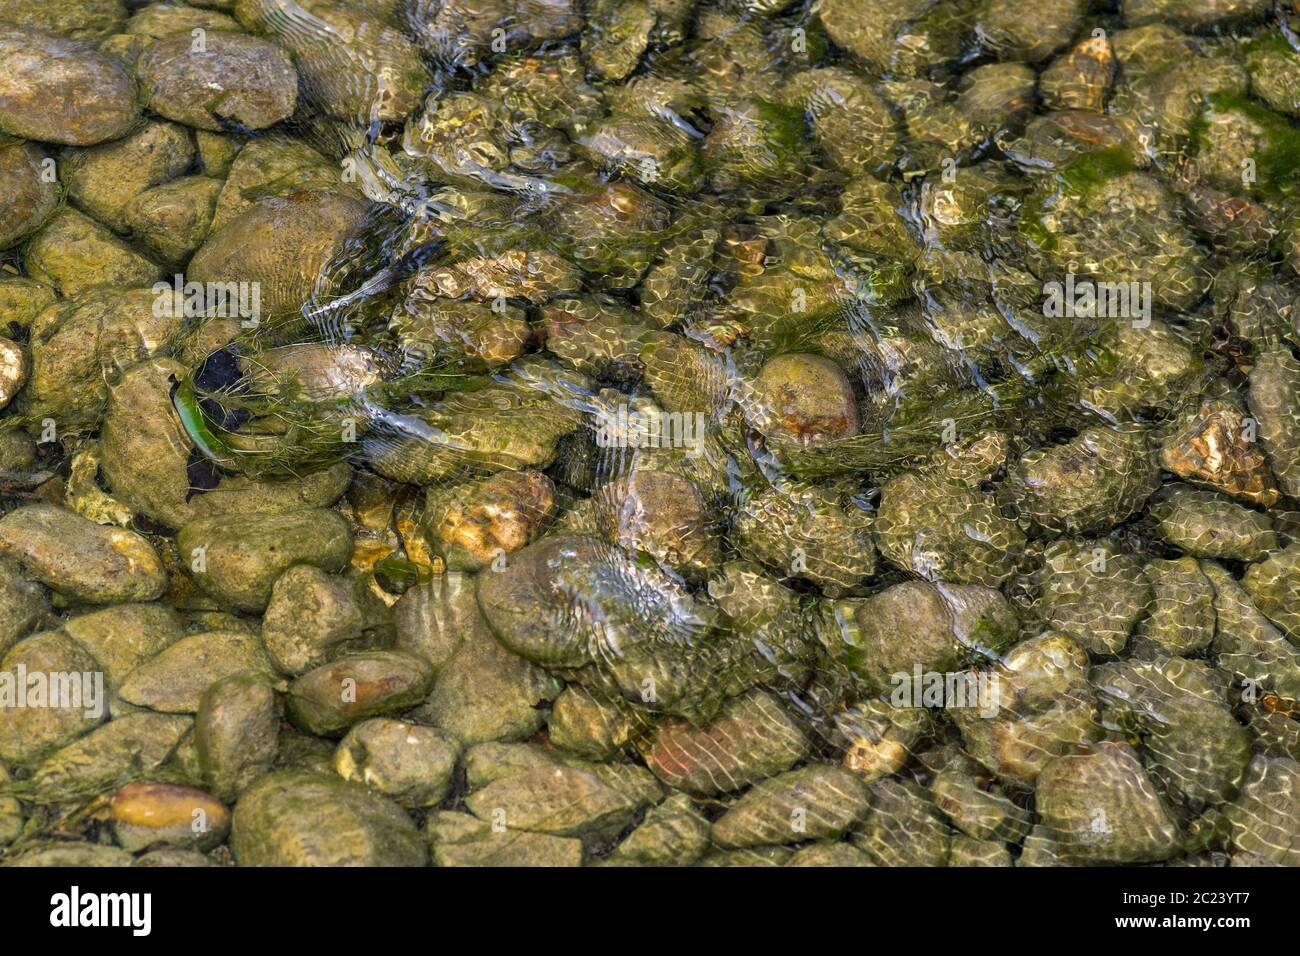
left=1140, top=696, right=1252, bottom=811
left=952, top=835, right=1014, bottom=866
left=24, top=208, right=161, bottom=297
left=733, top=481, right=876, bottom=593
left=1224, top=755, right=1300, bottom=866
left=1034, top=540, right=1150, bottom=656
left=816, top=0, right=935, bottom=71
left=643, top=690, right=810, bottom=796
left=188, top=463, right=355, bottom=522
left=333, top=718, right=459, bottom=808
left=135, top=31, right=297, bottom=131
left=28, top=712, right=192, bottom=798
left=196, top=672, right=279, bottom=802
left=1244, top=35, right=1300, bottom=117
left=61, top=602, right=184, bottom=688
left=876, top=473, right=1025, bottom=587
left=262, top=566, right=368, bottom=677
left=547, top=685, right=636, bottom=760
left=406, top=572, right=561, bottom=745
left=476, top=533, right=722, bottom=719
left=850, top=777, right=951, bottom=867
left=1033, top=172, right=1208, bottom=311
left=605, top=792, right=710, bottom=866
left=462, top=742, right=567, bottom=790
left=231, top=770, right=428, bottom=867
left=0, top=0, right=126, bottom=40
left=0, top=143, right=58, bottom=250
left=929, top=758, right=1032, bottom=844
left=836, top=700, right=930, bottom=783
left=1242, top=544, right=1300, bottom=643
left=393, top=574, right=477, bottom=673
left=125, top=3, right=240, bottom=40
left=286, top=651, right=434, bottom=737
left=786, top=842, right=877, bottom=867
left=753, top=353, right=859, bottom=445
left=122, top=175, right=223, bottom=266
left=1244, top=707, right=1300, bottom=761
left=117, top=629, right=274, bottom=713
left=59, top=120, right=195, bottom=232
left=697, top=845, right=796, bottom=867
left=1149, top=486, right=1277, bottom=562
left=422, top=470, right=556, bottom=572
left=1124, top=0, right=1270, bottom=31
left=0, top=631, right=105, bottom=765
left=110, top=782, right=230, bottom=852
left=464, top=761, right=657, bottom=844
left=0, top=556, right=48, bottom=658
left=133, top=849, right=214, bottom=867
left=241, top=0, right=428, bottom=123
left=1135, top=558, right=1217, bottom=656
left=0, top=28, right=139, bottom=145
left=0, top=764, right=23, bottom=846
left=592, top=470, right=719, bottom=575
left=194, top=129, right=237, bottom=176
left=27, top=289, right=188, bottom=425
left=208, top=136, right=350, bottom=233
left=1035, top=741, right=1181, bottom=863
left=850, top=580, right=1018, bottom=692
left=1160, top=399, right=1281, bottom=506
left=187, top=191, right=373, bottom=318
left=0, top=277, right=57, bottom=330
left=1248, top=347, right=1300, bottom=500
left=273, top=728, right=335, bottom=777
left=581, top=0, right=654, bottom=81
left=1009, top=426, right=1160, bottom=535
left=178, top=509, right=354, bottom=613
left=1204, top=561, right=1300, bottom=701
left=953, top=642, right=1102, bottom=789
left=1040, top=33, right=1116, bottom=113
left=427, top=810, right=583, bottom=867
left=974, top=0, right=1086, bottom=63
left=789, top=67, right=900, bottom=175
left=4, top=842, right=134, bottom=867
left=711, top=764, right=871, bottom=849
left=0, top=503, right=166, bottom=605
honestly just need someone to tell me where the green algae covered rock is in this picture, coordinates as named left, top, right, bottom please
left=0, top=28, right=139, bottom=145
left=178, top=509, right=353, bottom=612
left=231, top=770, right=427, bottom=866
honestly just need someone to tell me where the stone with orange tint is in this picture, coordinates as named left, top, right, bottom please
left=110, top=782, right=230, bottom=852
left=753, top=353, right=859, bottom=445
left=286, top=651, right=434, bottom=736
left=1160, top=399, right=1280, bottom=506
left=641, top=689, right=809, bottom=796
left=423, top=469, right=556, bottom=572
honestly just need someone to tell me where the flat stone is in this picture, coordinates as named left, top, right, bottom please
left=0, top=503, right=166, bottom=605
left=231, top=770, right=427, bottom=866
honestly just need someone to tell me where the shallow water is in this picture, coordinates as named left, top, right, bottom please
left=0, top=0, right=1299, bottom=867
